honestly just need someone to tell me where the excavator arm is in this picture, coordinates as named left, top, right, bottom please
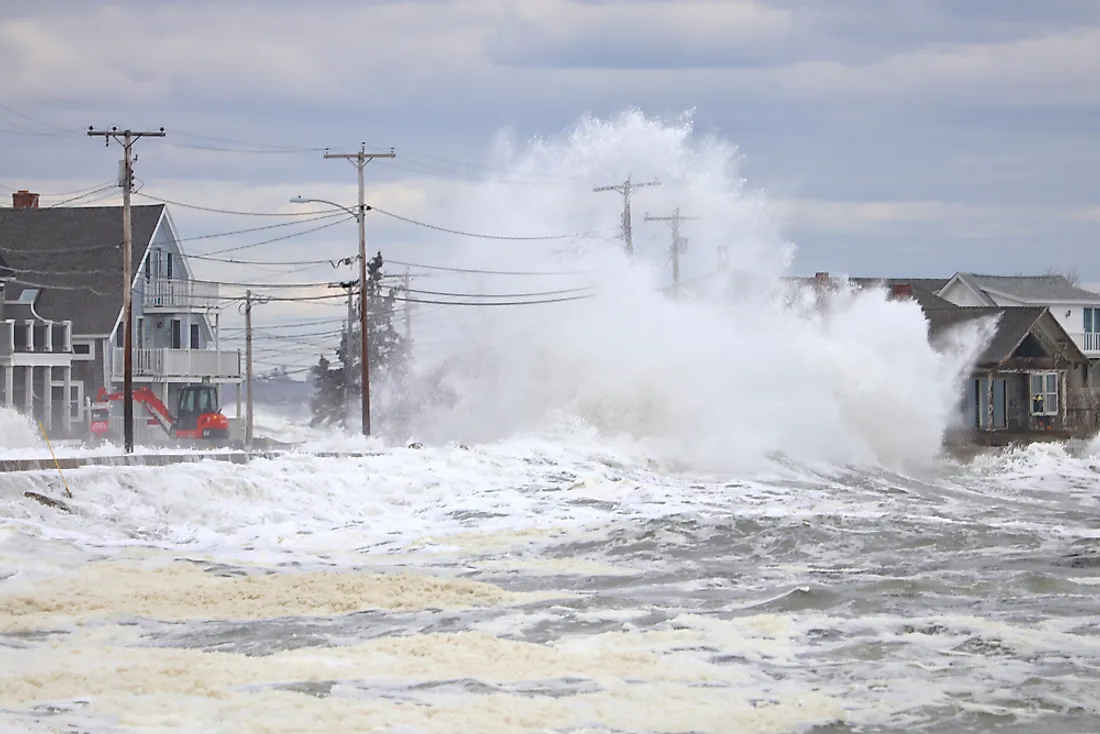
left=94, top=386, right=176, bottom=435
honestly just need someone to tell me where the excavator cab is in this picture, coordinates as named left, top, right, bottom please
left=174, top=384, right=229, bottom=440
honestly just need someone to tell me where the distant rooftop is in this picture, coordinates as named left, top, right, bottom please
left=956, top=273, right=1100, bottom=303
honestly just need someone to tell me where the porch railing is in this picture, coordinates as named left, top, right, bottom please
left=111, top=348, right=241, bottom=380
left=142, top=278, right=219, bottom=311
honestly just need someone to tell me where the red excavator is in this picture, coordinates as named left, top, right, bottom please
left=90, top=383, right=231, bottom=444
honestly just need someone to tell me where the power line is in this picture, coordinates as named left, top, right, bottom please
left=391, top=293, right=593, bottom=307
left=386, top=258, right=590, bottom=277
left=0, top=103, right=77, bottom=134
left=406, top=285, right=590, bottom=299
left=370, top=206, right=607, bottom=241
left=134, top=191, right=343, bottom=218
left=174, top=212, right=346, bottom=243
left=1, top=241, right=122, bottom=257
left=200, top=216, right=354, bottom=256
left=220, top=317, right=343, bottom=331
left=46, top=184, right=119, bottom=208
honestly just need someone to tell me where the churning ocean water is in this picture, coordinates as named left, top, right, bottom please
left=1, top=111, right=1098, bottom=732
left=1, top=413, right=1099, bottom=734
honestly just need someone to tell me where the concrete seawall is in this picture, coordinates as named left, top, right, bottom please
left=0, top=450, right=375, bottom=474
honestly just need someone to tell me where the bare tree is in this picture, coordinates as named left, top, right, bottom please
left=1043, top=266, right=1081, bottom=286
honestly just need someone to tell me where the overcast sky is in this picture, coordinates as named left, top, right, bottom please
left=2, top=0, right=1099, bottom=373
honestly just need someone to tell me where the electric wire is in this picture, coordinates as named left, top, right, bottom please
left=369, top=205, right=606, bottom=241
left=134, top=191, right=343, bottom=218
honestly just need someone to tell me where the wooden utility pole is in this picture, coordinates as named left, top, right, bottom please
left=238, top=290, right=269, bottom=449
left=323, top=143, right=395, bottom=436
left=244, top=290, right=254, bottom=447
left=593, top=176, right=660, bottom=258
left=329, top=279, right=357, bottom=422
left=87, top=126, right=165, bottom=453
left=403, top=268, right=412, bottom=341
left=645, top=208, right=699, bottom=298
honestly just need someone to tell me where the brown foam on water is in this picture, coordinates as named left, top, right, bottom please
left=0, top=560, right=530, bottom=630
left=0, top=626, right=850, bottom=733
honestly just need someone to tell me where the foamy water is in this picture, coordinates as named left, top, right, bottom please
left=1, top=111, right=1098, bottom=733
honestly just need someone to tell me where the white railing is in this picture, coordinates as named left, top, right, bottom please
left=0, top=320, right=73, bottom=355
left=142, top=278, right=219, bottom=311
left=1068, top=332, right=1100, bottom=353
left=112, top=348, right=241, bottom=380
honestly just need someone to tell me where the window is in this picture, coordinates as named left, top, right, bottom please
left=190, top=323, right=200, bottom=349
left=137, top=318, right=144, bottom=349
left=171, top=319, right=182, bottom=349
left=115, top=328, right=123, bottom=348
left=72, top=341, right=94, bottom=361
left=1086, top=308, right=1100, bottom=333
left=70, top=384, right=83, bottom=421
left=1030, top=372, right=1059, bottom=416
left=166, top=252, right=173, bottom=279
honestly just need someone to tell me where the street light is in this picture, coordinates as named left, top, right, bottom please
left=290, top=194, right=372, bottom=436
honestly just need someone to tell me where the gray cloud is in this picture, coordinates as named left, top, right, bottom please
left=1, top=0, right=1098, bottom=346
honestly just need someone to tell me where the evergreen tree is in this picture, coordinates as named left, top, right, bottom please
left=310, top=252, right=409, bottom=428
left=309, top=354, right=347, bottom=427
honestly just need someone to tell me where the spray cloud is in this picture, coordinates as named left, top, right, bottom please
left=368, top=110, right=987, bottom=472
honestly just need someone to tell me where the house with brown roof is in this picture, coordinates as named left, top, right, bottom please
left=0, top=190, right=242, bottom=441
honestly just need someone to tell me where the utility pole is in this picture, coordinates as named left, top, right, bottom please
left=644, top=207, right=699, bottom=298
left=593, top=176, right=660, bottom=258
left=323, top=143, right=395, bottom=437
left=329, top=279, right=357, bottom=422
left=402, top=268, right=412, bottom=341
left=238, top=290, right=268, bottom=449
left=244, top=290, right=254, bottom=448
left=87, top=126, right=165, bottom=454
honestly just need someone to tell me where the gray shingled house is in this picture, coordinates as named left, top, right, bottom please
left=771, top=272, right=1098, bottom=439
left=922, top=305, right=1094, bottom=436
left=0, top=191, right=241, bottom=440
left=0, top=246, right=76, bottom=435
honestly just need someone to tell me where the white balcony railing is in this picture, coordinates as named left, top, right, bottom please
left=1068, top=332, right=1100, bottom=353
left=142, top=278, right=219, bottom=311
left=112, top=348, right=241, bottom=380
left=0, top=319, right=73, bottom=356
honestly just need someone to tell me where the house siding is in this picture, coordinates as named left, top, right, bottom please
left=128, top=215, right=216, bottom=352
left=938, top=280, right=989, bottom=307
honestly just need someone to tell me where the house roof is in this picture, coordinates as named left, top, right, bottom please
left=0, top=204, right=165, bottom=334
left=954, top=273, right=1100, bottom=303
left=923, top=305, right=1086, bottom=366
left=848, top=277, right=955, bottom=311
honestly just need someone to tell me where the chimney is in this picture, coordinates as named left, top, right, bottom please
left=12, top=190, right=39, bottom=209
left=814, top=271, right=829, bottom=282
left=890, top=283, right=913, bottom=300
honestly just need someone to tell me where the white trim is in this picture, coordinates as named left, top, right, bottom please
left=4, top=352, right=72, bottom=367
left=1029, top=371, right=1060, bottom=417
left=976, top=284, right=1100, bottom=306
left=108, top=204, right=164, bottom=347
left=937, top=273, right=994, bottom=306
left=72, top=339, right=95, bottom=361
